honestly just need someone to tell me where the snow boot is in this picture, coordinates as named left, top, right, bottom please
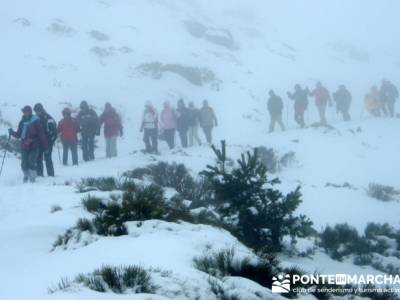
left=28, top=170, right=37, bottom=183
left=23, top=170, right=29, bottom=183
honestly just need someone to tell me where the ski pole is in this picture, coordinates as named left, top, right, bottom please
left=0, top=135, right=11, bottom=177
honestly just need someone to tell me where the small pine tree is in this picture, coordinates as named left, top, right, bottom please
left=201, top=141, right=313, bottom=252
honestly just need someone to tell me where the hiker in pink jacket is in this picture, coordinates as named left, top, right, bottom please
left=310, top=82, right=332, bottom=125
left=160, top=101, right=177, bottom=149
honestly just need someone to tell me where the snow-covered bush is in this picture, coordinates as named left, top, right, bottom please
left=202, top=141, right=313, bottom=252
left=123, top=162, right=212, bottom=202
left=52, top=218, right=96, bottom=250
left=256, top=146, right=296, bottom=173
left=90, top=185, right=194, bottom=236
left=54, top=185, right=196, bottom=249
left=194, top=248, right=244, bottom=277
left=51, top=265, right=154, bottom=294
left=208, top=279, right=240, bottom=300
left=367, top=183, right=400, bottom=202
left=194, top=248, right=278, bottom=292
left=320, top=223, right=400, bottom=266
left=77, top=177, right=120, bottom=193
left=81, top=195, right=106, bottom=214
left=320, top=223, right=365, bottom=260
left=123, top=162, right=214, bottom=209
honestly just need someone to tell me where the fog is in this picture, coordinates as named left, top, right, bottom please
left=1, top=0, right=399, bottom=103
left=1, top=1, right=400, bottom=299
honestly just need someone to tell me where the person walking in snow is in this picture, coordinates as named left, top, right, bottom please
left=176, top=99, right=190, bottom=148
left=365, top=86, right=382, bottom=117
left=140, top=101, right=158, bottom=154
left=333, top=85, right=352, bottom=121
left=267, top=90, right=286, bottom=133
left=380, top=80, right=399, bottom=118
left=159, top=101, right=177, bottom=150
left=310, top=82, right=332, bottom=125
left=58, top=108, right=79, bottom=166
left=200, top=100, right=218, bottom=144
left=287, top=84, right=309, bottom=128
left=33, top=103, right=57, bottom=177
left=99, top=103, right=123, bottom=158
left=187, top=102, right=202, bottom=146
left=76, top=101, right=100, bottom=162
left=9, top=106, right=48, bottom=183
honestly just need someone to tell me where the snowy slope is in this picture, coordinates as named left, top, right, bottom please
left=1, top=0, right=400, bottom=299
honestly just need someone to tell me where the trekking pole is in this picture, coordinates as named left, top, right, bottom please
left=56, top=140, right=62, bottom=164
left=0, top=135, right=11, bottom=177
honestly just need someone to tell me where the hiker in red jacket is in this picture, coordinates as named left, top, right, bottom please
left=100, top=103, right=123, bottom=158
left=58, top=108, right=80, bottom=166
left=310, top=82, right=332, bottom=125
left=9, top=106, right=48, bottom=182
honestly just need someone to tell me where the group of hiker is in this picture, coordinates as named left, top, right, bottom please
left=267, top=80, right=398, bottom=132
left=4, top=79, right=398, bottom=182
left=140, top=99, right=218, bottom=154
left=6, top=99, right=217, bottom=182
left=8, top=101, right=123, bottom=182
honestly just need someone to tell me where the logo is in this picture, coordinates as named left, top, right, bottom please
left=272, top=274, right=291, bottom=294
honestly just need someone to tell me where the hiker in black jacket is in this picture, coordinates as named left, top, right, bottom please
left=380, top=80, right=399, bottom=118
left=33, top=103, right=57, bottom=177
left=267, top=90, right=286, bottom=133
left=287, top=84, right=309, bottom=128
left=76, top=101, right=100, bottom=161
left=333, top=85, right=352, bottom=121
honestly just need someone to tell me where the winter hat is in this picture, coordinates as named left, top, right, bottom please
left=21, top=105, right=32, bottom=114
left=62, top=107, right=71, bottom=116
left=33, top=103, right=44, bottom=113
left=105, top=102, right=112, bottom=110
left=145, top=100, right=152, bottom=107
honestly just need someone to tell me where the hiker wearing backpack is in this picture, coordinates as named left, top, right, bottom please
left=176, top=99, right=190, bottom=148
left=9, top=106, right=48, bottom=183
left=100, top=103, right=123, bottom=158
left=187, top=102, right=202, bottom=146
left=380, top=80, right=399, bottom=118
left=365, top=86, right=382, bottom=117
left=33, top=103, right=57, bottom=177
left=159, top=101, right=177, bottom=150
left=287, top=84, right=309, bottom=128
left=58, top=108, right=79, bottom=166
left=310, top=82, right=332, bottom=125
left=140, top=101, right=159, bottom=154
left=267, top=90, right=286, bottom=133
left=77, top=101, right=100, bottom=162
left=333, top=85, right=352, bottom=121
left=199, top=100, right=218, bottom=144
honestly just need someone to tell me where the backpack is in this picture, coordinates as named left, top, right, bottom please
left=44, top=114, right=58, bottom=143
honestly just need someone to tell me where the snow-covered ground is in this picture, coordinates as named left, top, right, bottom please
left=1, top=0, right=400, bottom=299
